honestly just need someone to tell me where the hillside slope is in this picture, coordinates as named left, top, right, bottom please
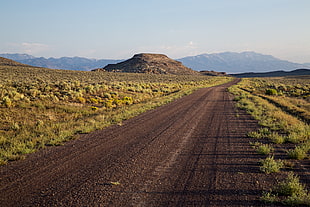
left=0, top=57, right=33, bottom=67
left=0, top=53, right=122, bottom=71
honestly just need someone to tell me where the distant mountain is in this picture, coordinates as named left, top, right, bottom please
left=178, top=52, right=309, bottom=73
left=0, top=53, right=122, bottom=71
left=304, top=63, right=310, bottom=67
left=20, top=57, right=123, bottom=71
left=232, top=69, right=310, bottom=78
left=93, top=53, right=199, bottom=75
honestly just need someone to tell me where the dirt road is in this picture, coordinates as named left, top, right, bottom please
left=0, top=79, right=271, bottom=206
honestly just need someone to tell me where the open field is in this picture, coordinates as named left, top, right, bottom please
left=229, top=76, right=310, bottom=205
left=0, top=65, right=232, bottom=164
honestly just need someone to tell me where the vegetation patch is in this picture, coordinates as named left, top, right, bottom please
left=261, top=172, right=310, bottom=206
left=229, top=77, right=309, bottom=206
left=259, top=156, right=283, bottom=174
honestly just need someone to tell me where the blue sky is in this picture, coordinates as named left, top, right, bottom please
left=1, top=0, right=309, bottom=63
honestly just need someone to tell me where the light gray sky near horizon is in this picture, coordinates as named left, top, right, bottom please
left=0, top=0, right=309, bottom=63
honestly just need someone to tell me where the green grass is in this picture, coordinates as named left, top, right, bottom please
left=262, top=172, right=310, bottom=206
left=259, top=156, right=283, bottom=174
left=250, top=141, right=274, bottom=155
left=287, top=146, right=308, bottom=160
left=268, top=132, right=285, bottom=144
left=256, top=143, right=274, bottom=155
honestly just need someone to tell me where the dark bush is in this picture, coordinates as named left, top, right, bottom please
left=265, top=88, right=278, bottom=95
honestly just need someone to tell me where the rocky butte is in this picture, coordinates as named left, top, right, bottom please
left=93, top=53, right=199, bottom=75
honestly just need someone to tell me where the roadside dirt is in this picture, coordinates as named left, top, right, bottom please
left=0, top=79, right=284, bottom=206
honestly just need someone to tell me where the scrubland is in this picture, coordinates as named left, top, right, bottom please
left=0, top=65, right=232, bottom=165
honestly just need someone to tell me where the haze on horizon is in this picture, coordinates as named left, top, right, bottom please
left=0, top=0, right=309, bottom=63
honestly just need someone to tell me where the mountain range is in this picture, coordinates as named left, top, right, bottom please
left=0, top=52, right=309, bottom=73
left=0, top=53, right=122, bottom=71
left=178, top=52, right=309, bottom=73
left=232, top=69, right=310, bottom=78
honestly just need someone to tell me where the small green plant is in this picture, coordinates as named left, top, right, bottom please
left=76, top=96, right=86, bottom=104
left=268, top=132, right=285, bottom=144
left=287, top=146, right=308, bottom=160
left=277, top=172, right=306, bottom=196
left=258, top=127, right=271, bottom=136
left=2, top=96, right=12, bottom=107
left=256, top=143, right=274, bottom=155
left=277, top=172, right=310, bottom=205
left=261, top=172, right=310, bottom=206
left=247, top=131, right=262, bottom=139
left=260, top=156, right=283, bottom=174
left=91, top=106, right=98, bottom=111
left=286, top=132, right=305, bottom=144
left=260, top=191, right=278, bottom=204
left=247, top=128, right=272, bottom=139
left=265, top=88, right=278, bottom=95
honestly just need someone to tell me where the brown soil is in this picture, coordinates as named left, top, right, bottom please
left=0, top=79, right=285, bottom=206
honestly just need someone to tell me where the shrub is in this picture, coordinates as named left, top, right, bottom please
left=247, top=128, right=271, bottom=139
left=261, top=172, right=310, bottom=206
left=260, top=156, right=283, bottom=174
left=287, top=146, right=308, bottom=160
left=286, top=132, right=305, bottom=144
left=256, top=143, right=274, bottom=155
left=259, top=127, right=271, bottom=136
left=91, top=106, right=98, bottom=111
left=122, top=96, right=133, bottom=105
left=277, top=172, right=306, bottom=196
left=76, top=96, right=86, bottom=104
left=90, top=98, right=99, bottom=104
left=247, top=131, right=262, bottom=139
left=268, top=132, right=285, bottom=144
left=260, top=191, right=278, bottom=204
left=2, top=96, right=12, bottom=107
left=104, top=99, right=114, bottom=108
left=11, top=122, right=20, bottom=131
left=277, top=172, right=310, bottom=205
left=103, top=92, right=112, bottom=99
left=265, top=88, right=278, bottom=95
